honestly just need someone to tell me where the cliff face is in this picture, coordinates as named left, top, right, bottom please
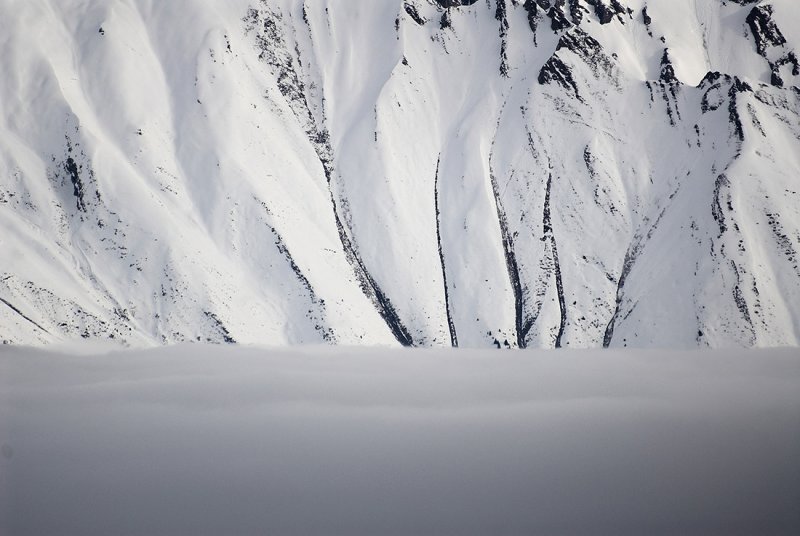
left=1, top=0, right=799, bottom=348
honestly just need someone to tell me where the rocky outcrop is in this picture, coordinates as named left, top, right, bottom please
left=745, top=4, right=798, bottom=87
left=538, top=28, right=618, bottom=100
left=587, top=0, right=627, bottom=25
left=700, top=72, right=753, bottom=143
left=434, top=0, right=480, bottom=8
left=659, top=48, right=677, bottom=83
left=746, top=5, right=786, bottom=57
left=404, top=3, right=426, bottom=26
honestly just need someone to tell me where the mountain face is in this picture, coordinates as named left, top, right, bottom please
left=1, top=0, right=798, bottom=348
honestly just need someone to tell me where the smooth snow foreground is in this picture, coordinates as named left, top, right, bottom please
left=1, top=346, right=799, bottom=536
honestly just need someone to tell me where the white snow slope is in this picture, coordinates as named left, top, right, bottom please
left=1, top=0, right=799, bottom=348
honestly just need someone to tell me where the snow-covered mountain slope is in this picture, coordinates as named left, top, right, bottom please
left=1, top=0, right=798, bottom=348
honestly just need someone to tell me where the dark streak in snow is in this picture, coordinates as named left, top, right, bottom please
left=0, top=297, right=50, bottom=334
left=64, top=157, right=86, bottom=212
left=730, top=261, right=755, bottom=344
left=489, top=146, right=528, bottom=349
left=543, top=174, right=567, bottom=348
left=258, top=199, right=335, bottom=343
left=434, top=155, right=458, bottom=347
left=203, top=311, right=236, bottom=344
left=603, top=199, right=673, bottom=348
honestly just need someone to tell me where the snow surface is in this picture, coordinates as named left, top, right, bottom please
left=1, top=345, right=799, bottom=535
left=1, top=0, right=799, bottom=348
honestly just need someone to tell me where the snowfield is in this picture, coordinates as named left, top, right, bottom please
left=1, top=345, right=799, bottom=535
left=1, top=0, right=799, bottom=349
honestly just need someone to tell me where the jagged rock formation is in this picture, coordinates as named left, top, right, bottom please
left=1, top=0, right=798, bottom=348
left=745, top=4, right=799, bottom=87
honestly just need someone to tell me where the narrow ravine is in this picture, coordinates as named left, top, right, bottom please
left=247, top=5, right=414, bottom=346
left=489, top=161, right=528, bottom=348
left=543, top=174, right=567, bottom=348
left=602, top=246, right=634, bottom=348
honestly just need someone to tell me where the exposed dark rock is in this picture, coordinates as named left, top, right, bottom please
left=746, top=102, right=765, bottom=136
left=495, top=0, right=507, bottom=22
left=496, top=0, right=510, bottom=76
left=403, top=3, right=426, bottom=26
left=699, top=70, right=724, bottom=89
left=440, top=10, right=451, bottom=29
left=542, top=174, right=566, bottom=348
left=603, top=244, right=635, bottom=348
left=712, top=173, right=731, bottom=235
left=771, top=69, right=784, bottom=88
left=729, top=78, right=752, bottom=142
left=434, top=0, right=479, bottom=7
left=258, top=199, right=335, bottom=343
left=522, top=0, right=539, bottom=34
left=746, top=5, right=785, bottom=57
left=539, top=28, right=618, bottom=99
left=730, top=261, right=754, bottom=331
left=770, top=51, right=799, bottom=88
left=594, top=5, right=613, bottom=24
left=603, top=205, right=670, bottom=348
left=699, top=72, right=751, bottom=142
left=203, top=311, right=236, bottom=344
left=659, top=48, right=677, bottom=83
left=569, top=0, right=588, bottom=25
left=539, top=54, right=581, bottom=100
left=647, top=79, right=681, bottom=126
left=766, top=211, right=800, bottom=277
left=642, top=6, right=653, bottom=36
left=0, top=297, right=49, bottom=334
left=434, top=156, right=458, bottom=348
left=64, top=157, right=86, bottom=212
left=785, top=51, right=799, bottom=74
left=548, top=6, right=572, bottom=31
left=556, top=28, right=615, bottom=72
left=489, top=144, right=530, bottom=348
left=588, top=0, right=626, bottom=25
left=745, top=6, right=797, bottom=87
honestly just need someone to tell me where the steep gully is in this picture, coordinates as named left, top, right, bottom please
left=246, top=5, right=414, bottom=346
